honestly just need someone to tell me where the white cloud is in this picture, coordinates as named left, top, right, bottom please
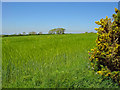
left=2, top=0, right=119, bottom=2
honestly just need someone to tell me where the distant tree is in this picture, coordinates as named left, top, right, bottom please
left=51, top=29, right=56, bottom=34
left=61, top=28, right=65, bottom=34
left=29, top=32, right=32, bottom=35
left=12, top=33, right=17, bottom=36
left=38, top=32, right=42, bottom=35
left=48, top=31, right=52, bottom=34
left=90, top=32, right=95, bottom=34
left=18, top=33, right=22, bottom=36
left=22, top=32, right=26, bottom=35
left=48, top=29, right=56, bottom=34
left=29, top=31, right=37, bottom=35
left=56, top=28, right=65, bottom=34
left=48, top=28, right=65, bottom=34
left=56, top=30, right=59, bottom=34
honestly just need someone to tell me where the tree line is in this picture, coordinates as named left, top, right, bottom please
left=20, top=31, right=42, bottom=35
left=48, top=28, right=65, bottom=34
left=1, top=28, right=66, bottom=37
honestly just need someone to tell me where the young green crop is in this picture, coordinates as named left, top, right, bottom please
left=2, top=34, right=119, bottom=88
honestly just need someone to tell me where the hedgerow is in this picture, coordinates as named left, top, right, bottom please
left=88, top=8, right=120, bottom=85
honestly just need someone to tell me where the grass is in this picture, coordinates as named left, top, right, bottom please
left=2, top=33, right=120, bottom=88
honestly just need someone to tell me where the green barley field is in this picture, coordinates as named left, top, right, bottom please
left=2, top=33, right=120, bottom=88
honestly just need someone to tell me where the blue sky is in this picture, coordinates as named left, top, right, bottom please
left=2, top=2, right=118, bottom=34
left=2, top=0, right=119, bottom=2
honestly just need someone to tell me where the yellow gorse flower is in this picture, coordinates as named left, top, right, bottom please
left=91, top=49, right=94, bottom=51
left=115, top=8, right=118, bottom=13
left=97, top=71, right=104, bottom=75
left=89, top=8, right=120, bottom=85
left=94, top=28, right=99, bottom=31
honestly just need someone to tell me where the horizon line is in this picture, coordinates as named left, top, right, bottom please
left=2, top=31, right=97, bottom=35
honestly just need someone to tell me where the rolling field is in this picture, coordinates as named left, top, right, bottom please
left=2, top=33, right=119, bottom=88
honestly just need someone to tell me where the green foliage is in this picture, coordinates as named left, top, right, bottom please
left=22, top=32, right=26, bottom=35
left=29, top=31, right=37, bottom=35
left=18, top=33, right=22, bottom=36
left=48, top=28, right=65, bottom=34
left=2, top=33, right=119, bottom=88
left=89, top=8, right=120, bottom=85
left=38, top=32, right=42, bottom=35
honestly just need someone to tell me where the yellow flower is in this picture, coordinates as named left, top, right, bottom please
left=91, top=55, right=94, bottom=58
left=106, top=16, right=108, bottom=19
left=98, top=41, right=100, bottom=44
left=102, top=34, right=105, bottom=37
left=109, top=49, right=112, bottom=52
left=101, top=28, right=104, bottom=31
left=94, top=28, right=99, bottom=30
left=116, top=26, right=118, bottom=29
left=96, top=58, right=98, bottom=61
left=97, top=71, right=103, bottom=75
left=97, top=51, right=99, bottom=53
left=91, top=49, right=94, bottom=51
left=94, top=48, right=97, bottom=51
left=105, top=72, right=111, bottom=77
left=115, top=8, right=118, bottom=13
left=106, top=52, right=109, bottom=54
left=105, top=74, right=109, bottom=77
left=116, top=44, right=119, bottom=48
left=95, top=21, right=99, bottom=24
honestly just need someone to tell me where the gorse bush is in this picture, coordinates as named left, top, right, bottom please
left=88, top=8, right=120, bottom=85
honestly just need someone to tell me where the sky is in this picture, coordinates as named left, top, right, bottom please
left=2, top=0, right=119, bottom=2
left=2, top=2, right=118, bottom=34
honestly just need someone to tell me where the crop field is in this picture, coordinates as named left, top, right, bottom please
left=2, top=33, right=119, bottom=88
